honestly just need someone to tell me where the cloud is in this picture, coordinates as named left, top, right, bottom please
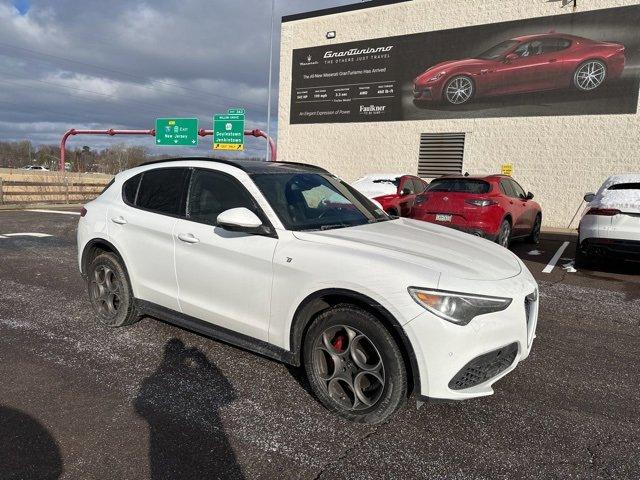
left=0, top=0, right=357, bottom=158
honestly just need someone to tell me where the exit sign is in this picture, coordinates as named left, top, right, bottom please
left=213, top=111, right=245, bottom=151
left=155, top=118, right=199, bottom=146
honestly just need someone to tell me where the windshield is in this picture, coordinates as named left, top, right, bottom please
left=252, top=172, right=389, bottom=231
left=477, top=40, right=519, bottom=60
left=427, top=178, right=491, bottom=194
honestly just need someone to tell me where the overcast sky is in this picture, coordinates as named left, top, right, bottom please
left=0, top=0, right=361, bottom=158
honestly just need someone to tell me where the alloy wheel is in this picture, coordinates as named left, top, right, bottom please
left=575, top=61, right=606, bottom=91
left=312, top=325, right=385, bottom=411
left=498, top=222, right=511, bottom=248
left=90, top=265, right=122, bottom=319
left=445, top=77, right=474, bottom=104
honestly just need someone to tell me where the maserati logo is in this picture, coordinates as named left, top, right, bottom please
left=299, top=54, right=319, bottom=66
left=443, top=197, right=449, bottom=202
left=307, top=55, right=312, bottom=62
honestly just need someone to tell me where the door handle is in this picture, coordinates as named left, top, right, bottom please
left=177, top=233, right=200, bottom=244
left=548, top=59, right=558, bottom=63
left=111, top=216, right=127, bottom=225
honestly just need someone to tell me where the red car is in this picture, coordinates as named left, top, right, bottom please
left=411, top=175, right=542, bottom=248
left=352, top=173, right=428, bottom=217
left=413, top=33, right=626, bottom=105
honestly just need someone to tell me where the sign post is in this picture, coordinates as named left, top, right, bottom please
left=213, top=109, right=245, bottom=151
left=155, top=118, right=199, bottom=146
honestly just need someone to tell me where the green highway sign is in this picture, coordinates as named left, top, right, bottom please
left=213, top=111, right=245, bottom=151
left=155, top=118, right=199, bottom=146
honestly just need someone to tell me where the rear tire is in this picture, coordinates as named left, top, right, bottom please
left=87, top=252, right=139, bottom=328
left=573, top=60, right=607, bottom=92
left=575, top=246, right=594, bottom=270
left=303, top=305, right=407, bottom=424
left=527, top=214, right=542, bottom=244
left=497, top=219, right=512, bottom=249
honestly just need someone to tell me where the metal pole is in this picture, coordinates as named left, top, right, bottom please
left=265, top=0, right=276, bottom=162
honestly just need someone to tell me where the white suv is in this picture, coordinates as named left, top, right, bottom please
left=77, top=158, right=538, bottom=423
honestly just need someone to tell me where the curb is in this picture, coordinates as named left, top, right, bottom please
left=0, top=203, right=84, bottom=211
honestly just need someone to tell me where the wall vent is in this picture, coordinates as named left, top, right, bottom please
left=418, top=133, right=465, bottom=178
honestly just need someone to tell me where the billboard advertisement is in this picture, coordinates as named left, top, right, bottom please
left=289, top=5, right=640, bottom=124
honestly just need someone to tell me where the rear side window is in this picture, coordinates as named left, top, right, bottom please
left=122, top=175, right=141, bottom=205
left=187, top=169, right=258, bottom=225
left=136, top=168, right=190, bottom=216
left=500, top=179, right=516, bottom=197
left=427, top=179, right=490, bottom=194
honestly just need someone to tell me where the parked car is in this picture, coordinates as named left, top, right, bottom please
left=577, top=173, right=640, bottom=266
left=413, top=33, right=626, bottom=105
left=78, top=158, right=538, bottom=423
left=352, top=173, right=428, bottom=217
left=411, top=175, right=542, bottom=248
left=23, top=165, right=49, bottom=171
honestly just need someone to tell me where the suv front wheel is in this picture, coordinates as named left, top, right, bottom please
left=303, top=305, right=407, bottom=424
left=87, top=252, right=138, bottom=327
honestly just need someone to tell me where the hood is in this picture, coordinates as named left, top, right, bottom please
left=293, top=218, right=522, bottom=281
left=352, top=177, right=400, bottom=199
left=414, top=58, right=485, bottom=84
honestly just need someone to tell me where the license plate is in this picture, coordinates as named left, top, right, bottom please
left=435, top=214, right=452, bottom=222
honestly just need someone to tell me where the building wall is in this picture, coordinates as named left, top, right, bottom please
left=278, top=0, right=640, bottom=228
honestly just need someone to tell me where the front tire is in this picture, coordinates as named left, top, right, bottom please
left=574, top=60, right=607, bottom=92
left=527, top=214, right=541, bottom=244
left=303, top=305, right=407, bottom=424
left=443, top=75, right=475, bottom=105
left=497, top=219, right=512, bottom=249
left=87, top=252, right=138, bottom=327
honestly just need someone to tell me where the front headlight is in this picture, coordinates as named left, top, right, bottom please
left=429, top=71, right=447, bottom=82
left=408, top=287, right=512, bottom=325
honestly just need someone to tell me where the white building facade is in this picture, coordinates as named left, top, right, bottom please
left=278, top=0, right=640, bottom=227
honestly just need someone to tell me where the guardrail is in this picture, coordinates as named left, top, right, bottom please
left=0, top=177, right=111, bottom=205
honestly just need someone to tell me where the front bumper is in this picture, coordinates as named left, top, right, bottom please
left=404, top=269, right=539, bottom=401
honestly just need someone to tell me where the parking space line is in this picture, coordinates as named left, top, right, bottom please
left=24, top=209, right=80, bottom=216
left=542, top=241, right=570, bottom=274
left=1, top=233, right=53, bottom=238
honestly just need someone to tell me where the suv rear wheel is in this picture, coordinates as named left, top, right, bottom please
left=303, top=305, right=407, bottom=424
left=87, top=252, right=138, bottom=327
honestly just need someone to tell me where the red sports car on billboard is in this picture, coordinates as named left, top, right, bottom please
left=413, top=33, right=626, bottom=105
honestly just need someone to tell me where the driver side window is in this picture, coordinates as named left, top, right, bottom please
left=513, top=41, right=543, bottom=58
left=187, top=169, right=258, bottom=226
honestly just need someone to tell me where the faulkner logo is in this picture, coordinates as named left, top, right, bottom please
left=324, top=46, right=394, bottom=59
left=360, top=104, right=387, bottom=114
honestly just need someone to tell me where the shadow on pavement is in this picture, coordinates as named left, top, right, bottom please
left=0, top=405, right=63, bottom=479
left=134, top=338, right=244, bottom=480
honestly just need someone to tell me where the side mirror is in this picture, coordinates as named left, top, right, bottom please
left=217, top=207, right=264, bottom=234
left=526, top=192, right=534, bottom=200
left=504, top=53, right=518, bottom=64
left=400, top=188, right=412, bottom=196
left=583, top=193, right=596, bottom=203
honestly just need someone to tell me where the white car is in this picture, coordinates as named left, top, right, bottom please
left=578, top=173, right=640, bottom=266
left=23, top=165, right=49, bottom=171
left=77, top=158, right=538, bottom=423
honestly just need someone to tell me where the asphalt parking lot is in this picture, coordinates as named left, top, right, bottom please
left=0, top=208, right=638, bottom=479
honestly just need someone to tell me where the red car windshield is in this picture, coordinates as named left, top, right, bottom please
left=427, top=179, right=491, bottom=194
left=477, top=40, right=519, bottom=60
